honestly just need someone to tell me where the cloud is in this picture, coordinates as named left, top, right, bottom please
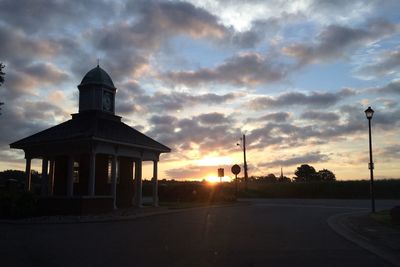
left=116, top=87, right=238, bottom=115
left=0, top=25, right=62, bottom=63
left=247, top=89, right=354, bottom=110
left=197, top=112, right=233, bottom=125
left=88, top=0, right=229, bottom=82
left=0, top=98, right=71, bottom=166
left=373, top=81, right=400, bottom=95
left=162, top=52, right=288, bottom=86
left=150, top=115, right=178, bottom=125
left=246, top=104, right=400, bottom=151
left=282, top=20, right=398, bottom=64
left=0, top=0, right=116, bottom=34
left=300, top=111, right=339, bottom=122
left=2, top=63, right=69, bottom=100
left=0, top=100, right=68, bottom=146
left=247, top=112, right=290, bottom=123
left=259, top=151, right=330, bottom=168
left=379, top=144, right=400, bottom=160
left=165, top=164, right=231, bottom=180
left=355, top=50, right=400, bottom=79
left=146, top=113, right=241, bottom=154
left=229, top=17, right=286, bottom=48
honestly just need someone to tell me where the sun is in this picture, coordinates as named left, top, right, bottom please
left=206, top=175, right=220, bottom=183
left=205, top=175, right=232, bottom=184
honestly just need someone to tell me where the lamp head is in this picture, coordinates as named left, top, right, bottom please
left=364, top=106, right=374, bottom=120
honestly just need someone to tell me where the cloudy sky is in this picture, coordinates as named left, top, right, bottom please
left=0, top=0, right=399, bottom=181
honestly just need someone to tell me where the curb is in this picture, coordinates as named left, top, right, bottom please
left=328, top=211, right=400, bottom=267
left=0, top=202, right=247, bottom=225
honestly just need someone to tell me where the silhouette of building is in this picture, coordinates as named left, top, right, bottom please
left=10, top=65, right=170, bottom=213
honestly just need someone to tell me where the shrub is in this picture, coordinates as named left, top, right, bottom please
left=390, top=206, right=400, bottom=223
left=0, top=191, right=38, bottom=218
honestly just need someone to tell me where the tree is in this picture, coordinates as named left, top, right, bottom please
left=294, top=164, right=317, bottom=182
left=264, top=173, right=277, bottom=183
left=317, top=169, right=336, bottom=181
left=0, top=62, right=5, bottom=115
left=0, top=62, right=5, bottom=86
left=0, top=169, right=41, bottom=186
left=278, top=175, right=291, bottom=183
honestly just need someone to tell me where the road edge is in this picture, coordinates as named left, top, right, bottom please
left=328, top=211, right=400, bottom=267
left=0, top=202, right=248, bottom=225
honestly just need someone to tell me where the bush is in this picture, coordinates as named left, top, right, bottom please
left=242, top=179, right=400, bottom=199
left=390, top=206, right=400, bottom=223
left=0, top=191, right=38, bottom=218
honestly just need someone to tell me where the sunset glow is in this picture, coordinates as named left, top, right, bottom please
left=196, top=156, right=233, bottom=167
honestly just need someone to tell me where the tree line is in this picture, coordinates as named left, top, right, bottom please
left=248, top=164, right=336, bottom=183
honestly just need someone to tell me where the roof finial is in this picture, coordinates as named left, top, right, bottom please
left=97, top=58, right=100, bottom=67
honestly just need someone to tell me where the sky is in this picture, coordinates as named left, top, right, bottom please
left=0, top=0, right=399, bottom=181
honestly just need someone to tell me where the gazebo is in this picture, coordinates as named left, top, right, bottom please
left=10, top=65, right=171, bottom=214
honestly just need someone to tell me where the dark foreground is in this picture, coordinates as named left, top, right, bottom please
left=0, top=199, right=398, bottom=267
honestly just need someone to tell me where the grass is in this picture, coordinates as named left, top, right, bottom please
left=369, top=210, right=400, bottom=229
left=239, top=180, right=400, bottom=199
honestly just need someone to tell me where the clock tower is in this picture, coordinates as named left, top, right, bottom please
left=78, top=65, right=116, bottom=114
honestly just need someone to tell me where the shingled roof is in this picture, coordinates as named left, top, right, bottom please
left=10, top=111, right=171, bottom=152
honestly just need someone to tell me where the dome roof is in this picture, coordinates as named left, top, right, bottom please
left=79, top=65, right=115, bottom=89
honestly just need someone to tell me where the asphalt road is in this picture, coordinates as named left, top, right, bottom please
left=1, top=199, right=398, bottom=267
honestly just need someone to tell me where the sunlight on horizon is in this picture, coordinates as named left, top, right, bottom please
left=206, top=175, right=233, bottom=183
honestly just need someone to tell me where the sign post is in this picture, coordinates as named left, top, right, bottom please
left=218, top=168, right=224, bottom=183
left=231, top=164, right=241, bottom=198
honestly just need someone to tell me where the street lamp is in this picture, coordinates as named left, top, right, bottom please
left=364, top=106, right=375, bottom=213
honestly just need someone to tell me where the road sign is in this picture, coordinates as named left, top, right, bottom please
left=231, top=164, right=241, bottom=175
left=218, top=168, right=224, bottom=177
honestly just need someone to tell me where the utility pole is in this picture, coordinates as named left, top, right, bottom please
left=237, top=134, right=249, bottom=190
left=243, top=134, right=249, bottom=190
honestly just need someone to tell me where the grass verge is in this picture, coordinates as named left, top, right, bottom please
left=369, top=210, right=400, bottom=229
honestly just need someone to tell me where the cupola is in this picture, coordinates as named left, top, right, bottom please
left=77, top=65, right=116, bottom=114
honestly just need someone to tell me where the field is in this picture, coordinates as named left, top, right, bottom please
left=143, top=179, right=400, bottom=201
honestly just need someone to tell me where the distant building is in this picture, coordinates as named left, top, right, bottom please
left=10, top=65, right=170, bottom=213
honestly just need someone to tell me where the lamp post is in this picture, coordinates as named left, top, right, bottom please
left=365, top=106, right=375, bottom=213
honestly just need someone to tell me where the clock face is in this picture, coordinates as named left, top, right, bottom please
left=102, top=91, right=113, bottom=112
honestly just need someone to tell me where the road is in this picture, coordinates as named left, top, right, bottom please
left=0, top=199, right=398, bottom=267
